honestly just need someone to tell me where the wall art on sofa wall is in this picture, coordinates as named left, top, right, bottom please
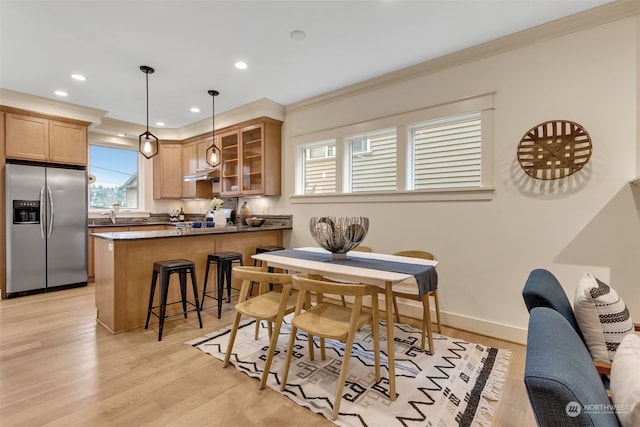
left=517, top=120, right=592, bottom=180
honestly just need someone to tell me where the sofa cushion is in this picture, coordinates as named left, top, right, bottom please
left=611, top=334, right=640, bottom=427
left=525, top=307, right=619, bottom=427
left=573, top=272, right=634, bottom=362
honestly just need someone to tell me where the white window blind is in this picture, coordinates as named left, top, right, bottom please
left=350, top=131, right=396, bottom=192
left=303, top=143, right=336, bottom=194
left=411, top=113, right=482, bottom=189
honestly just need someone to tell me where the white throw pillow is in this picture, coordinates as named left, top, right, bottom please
left=573, top=272, right=634, bottom=362
left=611, top=334, right=640, bottom=427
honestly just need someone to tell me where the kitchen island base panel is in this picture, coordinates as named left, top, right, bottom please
left=94, top=230, right=284, bottom=334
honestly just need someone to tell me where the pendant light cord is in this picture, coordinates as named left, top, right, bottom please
left=145, top=71, right=149, bottom=133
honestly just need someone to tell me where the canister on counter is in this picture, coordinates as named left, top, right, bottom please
left=239, top=202, right=251, bottom=225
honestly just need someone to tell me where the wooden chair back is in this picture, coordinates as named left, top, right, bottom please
left=232, top=265, right=293, bottom=302
left=393, top=249, right=436, bottom=261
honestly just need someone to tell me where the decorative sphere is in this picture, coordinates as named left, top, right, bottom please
left=309, top=216, right=369, bottom=254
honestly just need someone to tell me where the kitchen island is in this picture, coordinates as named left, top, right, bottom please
left=92, top=223, right=291, bottom=334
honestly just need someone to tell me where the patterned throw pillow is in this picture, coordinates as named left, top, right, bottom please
left=573, top=272, right=634, bottom=362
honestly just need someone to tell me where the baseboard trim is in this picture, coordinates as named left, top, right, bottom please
left=329, top=295, right=529, bottom=345
left=396, top=299, right=528, bottom=345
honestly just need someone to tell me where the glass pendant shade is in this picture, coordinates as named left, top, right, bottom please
left=138, top=65, right=158, bottom=159
left=206, top=89, right=221, bottom=168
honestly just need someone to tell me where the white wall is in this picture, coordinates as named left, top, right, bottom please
left=278, top=17, right=640, bottom=343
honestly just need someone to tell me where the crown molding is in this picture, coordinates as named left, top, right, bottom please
left=0, top=88, right=285, bottom=141
left=0, top=88, right=107, bottom=124
left=178, top=98, right=285, bottom=140
left=286, top=0, right=640, bottom=114
left=88, top=97, right=285, bottom=141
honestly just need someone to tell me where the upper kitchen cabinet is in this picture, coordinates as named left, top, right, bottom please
left=195, top=135, right=217, bottom=173
left=219, top=129, right=240, bottom=194
left=182, top=140, right=213, bottom=199
left=4, top=109, right=89, bottom=166
left=153, top=141, right=183, bottom=199
left=182, top=141, right=197, bottom=198
left=220, top=117, right=282, bottom=196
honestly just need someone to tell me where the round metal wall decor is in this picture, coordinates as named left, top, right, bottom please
left=517, top=120, right=592, bottom=180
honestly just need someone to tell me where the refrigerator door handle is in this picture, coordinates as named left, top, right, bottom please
left=47, top=185, right=54, bottom=238
left=39, top=185, right=46, bottom=239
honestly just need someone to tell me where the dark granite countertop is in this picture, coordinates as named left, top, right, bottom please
left=88, top=221, right=173, bottom=228
left=92, top=224, right=292, bottom=241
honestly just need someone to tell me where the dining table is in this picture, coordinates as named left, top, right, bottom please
left=252, top=246, right=439, bottom=401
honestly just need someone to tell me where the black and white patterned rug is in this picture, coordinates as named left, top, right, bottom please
left=187, top=316, right=510, bottom=427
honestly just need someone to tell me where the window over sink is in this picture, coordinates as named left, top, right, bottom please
left=89, top=144, right=139, bottom=210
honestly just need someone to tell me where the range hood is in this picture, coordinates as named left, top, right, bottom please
left=183, top=171, right=220, bottom=182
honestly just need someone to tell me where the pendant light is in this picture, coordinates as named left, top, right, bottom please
left=206, top=90, right=221, bottom=168
left=138, top=65, right=158, bottom=159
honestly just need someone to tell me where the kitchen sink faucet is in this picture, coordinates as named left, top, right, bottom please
left=102, top=209, right=116, bottom=224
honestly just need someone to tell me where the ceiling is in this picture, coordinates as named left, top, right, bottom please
left=0, top=0, right=615, bottom=131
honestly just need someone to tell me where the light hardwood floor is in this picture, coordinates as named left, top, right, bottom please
left=0, top=284, right=536, bottom=426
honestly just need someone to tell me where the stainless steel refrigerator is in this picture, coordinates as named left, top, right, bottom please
left=5, top=163, right=88, bottom=297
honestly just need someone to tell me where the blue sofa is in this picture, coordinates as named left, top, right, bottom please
left=524, top=307, right=620, bottom=426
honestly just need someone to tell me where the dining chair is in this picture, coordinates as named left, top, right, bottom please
left=391, top=250, right=441, bottom=354
left=280, top=274, right=380, bottom=421
left=223, top=266, right=297, bottom=390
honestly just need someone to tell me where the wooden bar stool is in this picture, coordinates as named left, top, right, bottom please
left=201, top=251, right=244, bottom=318
left=251, top=246, right=285, bottom=294
left=253, top=245, right=285, bottom=269
left=144, top=259, right=203, bottom=341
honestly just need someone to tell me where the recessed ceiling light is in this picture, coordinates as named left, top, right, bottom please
left=234, top=61, right=248, bottom=70
left=54, top=90, right=68, bottom=97
left=190, top=107, right=200, bottom=113
left=71, top=74, right=86, bottom=81
left=117, top=133, right=126, bottom=137
left=290, top=30, right=306, bottom=41
left=155, top=122, right=165, bottom=127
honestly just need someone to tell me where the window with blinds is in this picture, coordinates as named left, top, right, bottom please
left=349, top=131, right=397, bottom=192
left=294, top=94, right=492, bottom=198
left=411, top=113, right=482, bottom=189
left=303, top=142, right=336, bottom=194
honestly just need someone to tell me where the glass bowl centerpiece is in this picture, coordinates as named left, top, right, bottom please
left=309, top=216, right=369, bottom=259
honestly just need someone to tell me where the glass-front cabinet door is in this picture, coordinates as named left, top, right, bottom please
left=240, top=123, right=264, bottom=194
left=220, top=130, right=239, bottom=194
left=218, top=117, right=282, bottom=197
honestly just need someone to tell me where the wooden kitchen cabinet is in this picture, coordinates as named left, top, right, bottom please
left=196, top=135, right=218, bottom=172
left=219, top=129, right=240, bottom=195
left=4, top=111, right=88, bottom=165
left=182, top=141, right=197, bottom=198
left=88, top=227, right=114, bottom=281
left=220, top=117, right=282, bottom=196
left=49, top=120, right=88, bottom=164
left=153, top=142, right=183, bottom=199
left=183, top=132, right=219, bottom=173
left=181, top=140, right=215, bottom=199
